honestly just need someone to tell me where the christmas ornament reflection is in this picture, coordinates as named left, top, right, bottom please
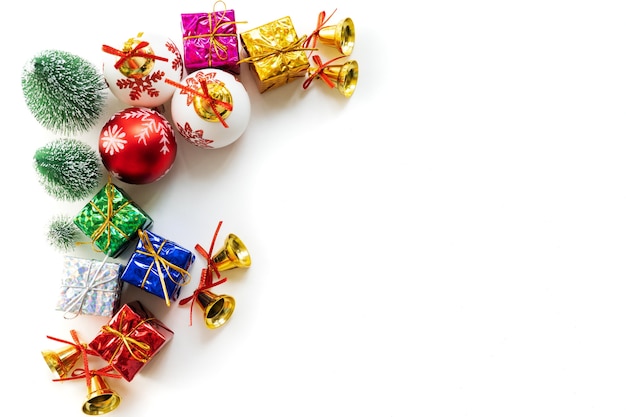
left=99, top=107, right=177, bottom=185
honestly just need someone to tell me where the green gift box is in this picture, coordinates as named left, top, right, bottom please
left=74, top=181, right=153, bottom=258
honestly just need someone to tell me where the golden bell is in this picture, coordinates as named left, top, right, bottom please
left=196, top=289, right=236, bottom=329
left=211, top=234, right=251, bottom=271
left=82, top=374, right=121, bottom=415
left=42, top=345, right=82, bottom=379
left=308, top=60, right=358, bottom=98
left=317, top=17, right=355, bottom=56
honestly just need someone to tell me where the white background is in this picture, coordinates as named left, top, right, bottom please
left=3, top=1, right=626, bottom=416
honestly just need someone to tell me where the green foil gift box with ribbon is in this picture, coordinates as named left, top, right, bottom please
left=239, top=16, right=311, bottom=93
left=74, top=181, right=153, bottom=258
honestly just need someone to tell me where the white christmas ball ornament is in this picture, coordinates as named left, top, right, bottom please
left=103, top=32, right=183, bottom=108
left=170, top=69, right=251, bottom=149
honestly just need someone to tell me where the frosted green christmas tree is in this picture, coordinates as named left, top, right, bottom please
left=34, top=138, right=103, bottom=201
left=47, top=214, right=81, bottom=252
left=21, top=49, right=107, bottom=135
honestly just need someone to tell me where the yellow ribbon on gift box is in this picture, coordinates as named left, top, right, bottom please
left=238, top=16, right=315, bottom=92
left=87, top=181, right=131, bottom=253
left=135, top=229, right=192, bottom=307
left=183, top=1, right=247, bottom=67
left=102, top=311, right=154, bottom=364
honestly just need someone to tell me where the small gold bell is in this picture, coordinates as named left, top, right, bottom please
left=82, top=374, right=121, bottom=415
left=317, top=17, right=355, bottom=56
left=196, top=289, right=236, bottom=329
left=307, top=60, right=359, bottom=98
left=41, top=345, right=82, bottom=379
left=211, top=234, right=252, bottom=271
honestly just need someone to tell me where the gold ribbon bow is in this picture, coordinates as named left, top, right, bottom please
left=183, top=2, right=247, bottom=67
left=89, top=181, right=130, bottom=253
left=102, top=311, right=154, bottom=363
left=136, top=229, right=191, bottom=307
left=238, top=35, right=315, bottom=65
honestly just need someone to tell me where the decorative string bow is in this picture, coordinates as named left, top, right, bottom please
left=302, top=55, right=344, bottom=90
left=135, top=229, right=192, bottom=307
left=85, top=179, right=130, bottom=254
left=179, top=221, right=228, bottom=325
left=302, top=9, right=338, bottom=51
left=237, top=35, right=315, bottom=65
left=101, top=310, right=155, bottom=364
left=165, top=78, right=233, bottom=128
left=48, top=330, right=122, bottom=386
left=102, top=40, right=169, bottom=70
left=183, top=1, right=247, bottom=66
left=60, top=255, right=119, bottom=319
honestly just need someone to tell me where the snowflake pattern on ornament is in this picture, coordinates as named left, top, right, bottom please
left=166, top=40, right=184, bottom=78
left=103, top=108, right=175, bottom=155
left=177, top=122, right=214, bottom=148
left=116, top=71, right=166, bottom=101
left=101, top=124, right=127, bottom=155
left=115, top=40, right=183, bottom=102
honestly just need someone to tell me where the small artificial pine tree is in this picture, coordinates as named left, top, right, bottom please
left=21, top=49, right=107, bottom=135
left=34, top=138, right=103, bottom=201
left=47, top=214, right=81, bottom=252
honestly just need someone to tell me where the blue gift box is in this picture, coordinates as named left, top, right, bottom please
left=120, top=229, right=195, bottom=306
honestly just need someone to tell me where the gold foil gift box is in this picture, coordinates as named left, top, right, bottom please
left=239, top=16, right=310, bottom=93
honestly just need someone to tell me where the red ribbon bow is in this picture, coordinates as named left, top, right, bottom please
left=102, top=41, right=169, bottom=70
left=165, top=78, right=233, bottom=128
left=48, top=330, right=121, bottom=386
left=303, top=9, right=337, bottom=50
left=179, top=221, right=228, bottom=325
left=303, top=55, right=343, bottom=90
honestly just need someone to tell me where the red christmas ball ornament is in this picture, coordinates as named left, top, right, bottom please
left=99, top=107, right=177, bottom=184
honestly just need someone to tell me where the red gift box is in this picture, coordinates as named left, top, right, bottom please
left=88, top=300, right=174, bottom=382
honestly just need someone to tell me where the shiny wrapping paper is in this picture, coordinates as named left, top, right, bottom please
left=74, top=182, right=153, bottom=258
left=181, top=9, right=241, bottom=74
left=88, top=300, right=174, bottom=382
left=239, top=16, right=310, bottom=93
left=56, top=256, right=124, bottom=318
left=120, top=229, right=195, bottom=306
